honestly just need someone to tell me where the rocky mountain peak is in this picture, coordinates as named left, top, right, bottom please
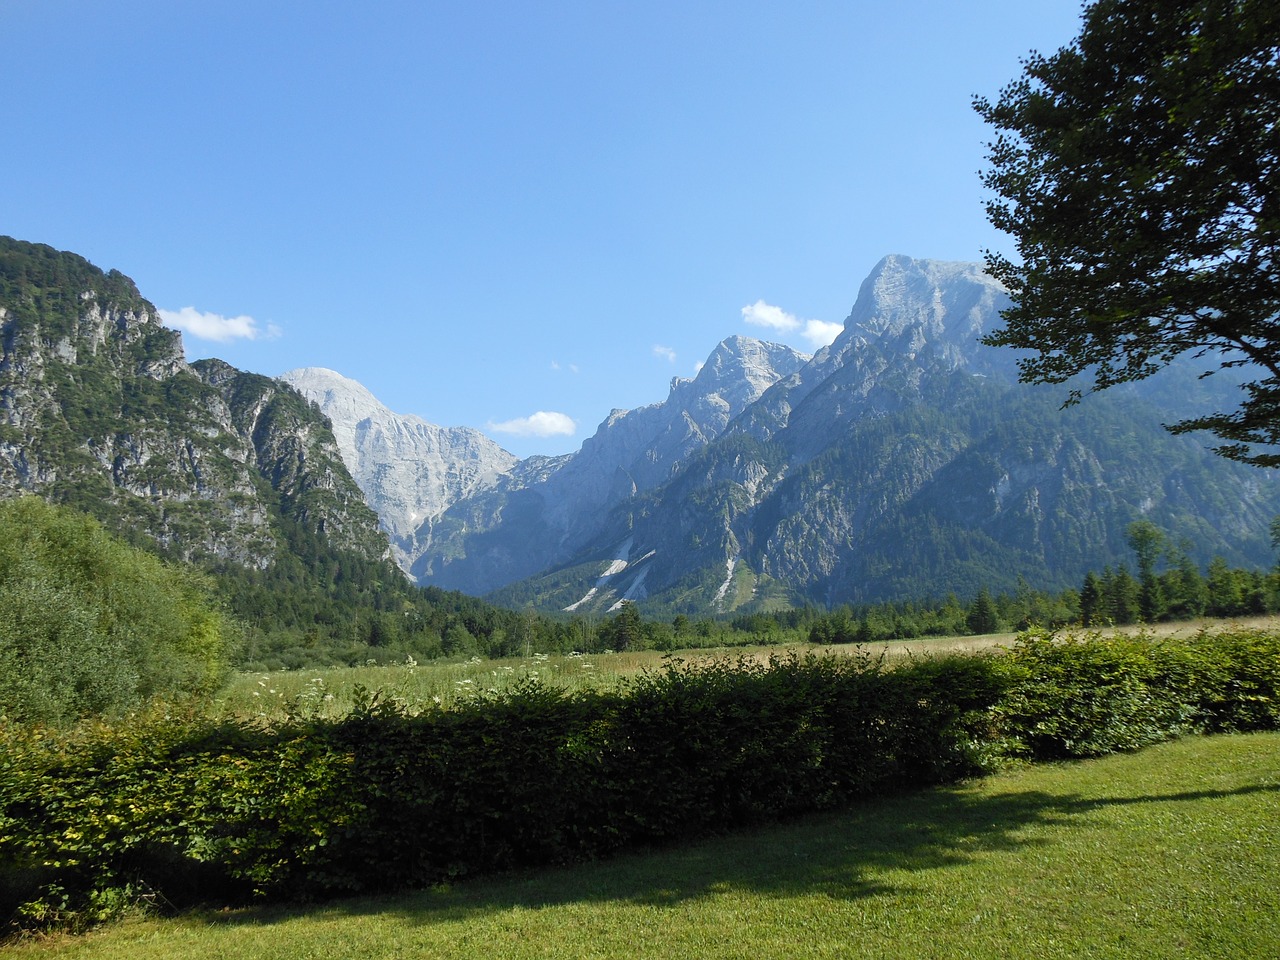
left=834, top=255, right=1014, bottom=375
left=683, top=335, right=811, bottom=412
left=278, top=367, right=384, bottom=467
left=570, top=335, right=809, bottom=487
left=280, top=366, right=518, bottom=572
left=659, top=334, right=804, bottom=418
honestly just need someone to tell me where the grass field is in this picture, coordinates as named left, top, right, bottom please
left=213, top=648, right=661, bottom=718
left=212, top=615, right=1280, bottom=720
left=10, top=731, right=1277, bottom=959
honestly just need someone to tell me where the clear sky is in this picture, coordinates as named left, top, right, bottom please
left=4, top=0, right=1085, bottom=458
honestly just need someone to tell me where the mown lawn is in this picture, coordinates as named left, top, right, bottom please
left=9, top=732, right=1277, bottom=960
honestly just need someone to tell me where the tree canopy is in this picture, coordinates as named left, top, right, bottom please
left=975, top=0, right=1280, bottom=464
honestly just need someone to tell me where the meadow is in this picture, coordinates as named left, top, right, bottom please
left=7, top=731, right=1276, bottom=959
left=212, top=615, right=1280, bottom=720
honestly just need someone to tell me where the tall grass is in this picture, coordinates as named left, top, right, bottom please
left=214, top=651, right=621, bottom=718
left=212, top=647, right=769, bottom=719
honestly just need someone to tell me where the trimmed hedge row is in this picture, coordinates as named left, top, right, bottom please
left=996, top=628, right=1280, bottom=758
left=2, top=629, right=1278, bottom=930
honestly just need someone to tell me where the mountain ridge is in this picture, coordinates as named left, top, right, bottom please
left=280, top=366, right=518, bottom=571
left=265, top=254, right=1280, bottom=616
left=477, top=255, right=1280, bottom=614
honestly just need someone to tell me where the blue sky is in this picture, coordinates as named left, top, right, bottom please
left=4, top=1, right=1084, bottom=457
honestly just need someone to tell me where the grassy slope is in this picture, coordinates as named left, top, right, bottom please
left=12, top=732, right=1278, bottom=960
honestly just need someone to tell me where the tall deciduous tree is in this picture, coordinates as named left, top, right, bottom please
left=975, top=0, right=1280, bottom=464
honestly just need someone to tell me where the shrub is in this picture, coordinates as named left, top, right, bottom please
left=0, top=497, right=232, bottom=724
left=993, top=628, right=1280, bottom=759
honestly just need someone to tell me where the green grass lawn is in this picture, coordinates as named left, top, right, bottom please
left=10, top=732, right=1277, bottom=959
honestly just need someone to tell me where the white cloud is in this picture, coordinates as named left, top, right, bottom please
left=550, top=360, right=580, bottom=374
left=801, top=319, right=844, bottom=348
left=488, top=411, right=577, bottom=437
left=653, top=344, right=677, bottom=363
left=159, top=306, right=281, bottom=343
left=741, top=300, right=800, bottom=333
left=742, top=299, right=842, bottom=349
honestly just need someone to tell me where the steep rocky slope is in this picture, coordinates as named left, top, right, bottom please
left=484, top=256, right=1280, bottom=614
left=0, top=237, right=389, bottom=571
left=19, top=233, right=1270, bottom=620
left=415, top=335, right=811, bottom=593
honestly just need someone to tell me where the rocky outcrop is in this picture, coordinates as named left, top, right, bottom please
left=12, top=235, right=1274, bottom=618
left=415, top=335, right=810, bottom=594
left=482, top=256, right=1280, bottom=614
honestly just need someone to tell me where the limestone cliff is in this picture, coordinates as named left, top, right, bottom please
left=280, top=366, right=517, bottom=572
left=484, top=256, right=1280, bottom=614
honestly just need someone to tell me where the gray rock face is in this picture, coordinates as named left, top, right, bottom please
left=307, top=255, right=1277, bottom=614
left=546, top=335, right=809, bottom=520
left=280, top=367, right=518, bottom=571
left=738, top=255, right=1018, bottom=453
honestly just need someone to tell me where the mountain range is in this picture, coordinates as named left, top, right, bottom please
left=284, top=254, right=1280, bottom=616
left=3, top=234, right=1275, bottom=622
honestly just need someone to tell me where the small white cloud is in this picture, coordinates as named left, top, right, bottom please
left=741, top=300, right=800, bottom=333
left=550, top=360, right=581, bottom=374
left=159, top=306, right=281, bottom=343
left=488, top=411, right=577, bottom=437
left=801, top=319, right=843, bottom=348
left=653, top=344, right=677, bottom=363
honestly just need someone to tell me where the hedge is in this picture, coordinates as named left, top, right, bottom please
left=2, top=629, right=1277, bottom=932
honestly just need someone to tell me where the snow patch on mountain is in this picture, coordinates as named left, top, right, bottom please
left=564, top=537, right=634, bottom=612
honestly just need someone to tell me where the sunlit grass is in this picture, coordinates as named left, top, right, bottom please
left=12, top=732, right=1277, bottom=959
left=214, top=651, right=623, bottom=719
left=213, top=646, right=770, bottom=719
left=212, top=645, right=810, bottom=719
